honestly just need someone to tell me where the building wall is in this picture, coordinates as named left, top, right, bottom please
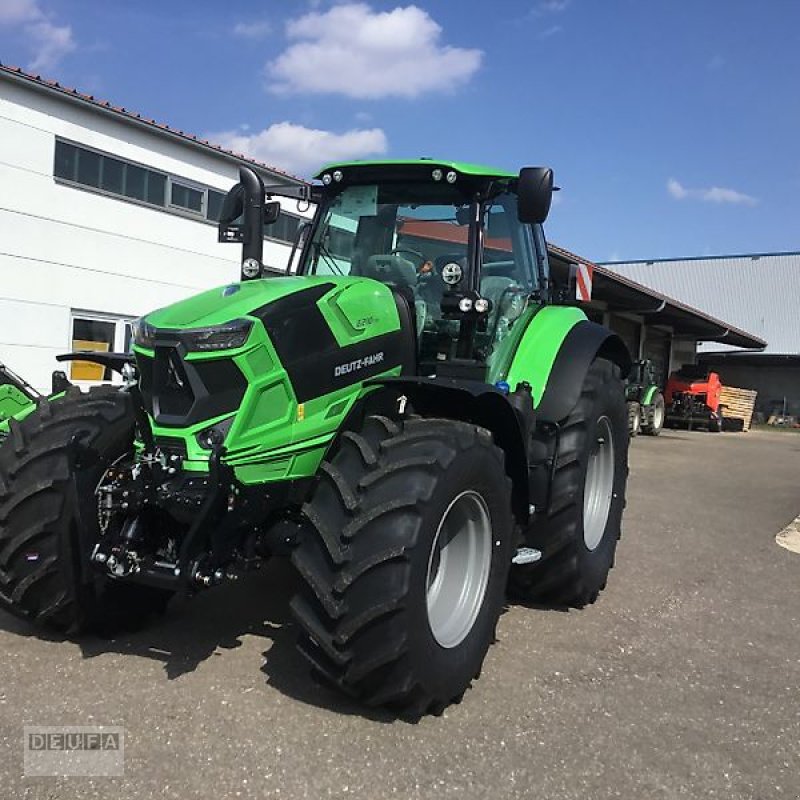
left=0, top=80, right=307, bottom=391
left=602, top=309, right=698, bottom=387
left=699, top=360, right=800, bottom=417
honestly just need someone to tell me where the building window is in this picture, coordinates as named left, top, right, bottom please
left=53, top=139, right=306, bottom=244
left=69, top=312, right=133, bottom=383
left=268, top=212, right=303, bottom=245
left=207, top=189, right=225, bottom=222
left=55, top=140, right=169, bottom=212
left=170, top=181, right=204, bottom=214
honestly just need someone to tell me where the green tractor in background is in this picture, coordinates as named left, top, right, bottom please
left=0, top=363, right=39, bottom=438
left=0, top=159, right=630, bottom=716
left=0, top=363, right=71, bottom=443
left=625, top=358, right=665, bottom=437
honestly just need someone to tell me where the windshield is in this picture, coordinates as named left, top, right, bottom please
left=301, top=182, right=473, bottom=279
left=300, top=181, right=541, bottom=369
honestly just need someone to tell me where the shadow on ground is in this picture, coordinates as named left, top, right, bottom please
left=0, top=558, right=402, bottom=721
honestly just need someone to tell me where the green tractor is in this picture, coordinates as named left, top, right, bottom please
left=625, top=359, right=665, bottom=437
left=0, top=160, right=630, bottom=715
left=0, top=363, right=71, bottom=443
left=0, top=362, right=39, bottom=439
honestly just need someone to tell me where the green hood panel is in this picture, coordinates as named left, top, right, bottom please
left=136, top=275, right=408, bottom=484
left=146, top=276, right=340, bottom=329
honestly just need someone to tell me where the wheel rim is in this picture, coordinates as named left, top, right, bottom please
left=653, top=401, right=664, bottom=429
left=632, top=410, right=640, bottom=434
left=426, top=490, right=492, bottom=649
left=583, top=416, right=615, bottom=551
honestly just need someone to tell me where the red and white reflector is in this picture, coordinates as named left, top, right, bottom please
left=575, top=262, right=593, bottom=302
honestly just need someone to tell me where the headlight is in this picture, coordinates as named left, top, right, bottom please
left=183, top=319, right=253, bottom=352
left=133, top=318, right=253, bottom=352
left=132, top=318, right=157, bottom=349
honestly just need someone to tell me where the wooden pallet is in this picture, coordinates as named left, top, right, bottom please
left=720, top=386, right=758, bottom=431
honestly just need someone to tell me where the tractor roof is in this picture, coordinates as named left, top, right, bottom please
left=314, top=159, right=516, bottom=181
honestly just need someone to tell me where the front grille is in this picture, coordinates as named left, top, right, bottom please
left=137, top=347, right=247, bottom=427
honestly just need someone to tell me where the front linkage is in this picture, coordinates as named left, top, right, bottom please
left=89, top=437, right=306, bottom=592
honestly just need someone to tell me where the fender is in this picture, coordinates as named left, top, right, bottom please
left=505, top=307, right=631, bottom=424
left=641, top=384, right=659, bottom=406
left=354, top=377, right=531, bottom=521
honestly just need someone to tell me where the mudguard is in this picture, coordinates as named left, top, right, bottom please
left=358, top=377, right=531, bottom=521
left=641, top=384, right=659, bottom=406
left=505, top=307, right=631, bottom=424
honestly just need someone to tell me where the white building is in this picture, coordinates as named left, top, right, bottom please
left=0, top=64, right=309, bottom=392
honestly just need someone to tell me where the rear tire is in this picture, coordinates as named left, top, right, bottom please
left=510, top=358, right=628, bottom=607
left=291, top=415, right=514, bottom=716
left=641, top=392, right=665, bottom=436
left=0, top=387, right=172, bottom=633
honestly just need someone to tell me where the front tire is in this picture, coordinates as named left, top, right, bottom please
left=291, top=415, right=514, bottom=716
left=510, top=358, right=629, bottom=607
left=627, top=401, right=641, bottom=437
left=0, top=388, right=171, bottom=633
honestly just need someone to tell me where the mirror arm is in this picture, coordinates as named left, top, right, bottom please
left=239, top=168, right=266, bottom=275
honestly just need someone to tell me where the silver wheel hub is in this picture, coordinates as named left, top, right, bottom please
left=653, top=402, right=664, bottom=429
left=583, top=416, right=615, bottom=551
left=426, top=490, right=492, bottom=649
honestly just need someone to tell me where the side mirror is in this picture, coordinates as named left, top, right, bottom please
left=264, top=201, right=280, bottom=225
left=517, top=167, right=554, bottom=224
left=218, top=184, right=245, bottom=237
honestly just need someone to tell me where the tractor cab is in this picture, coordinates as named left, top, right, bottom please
left=221, top=160, right=554, bottom=382
left=297, top=162, right=553, bottom=377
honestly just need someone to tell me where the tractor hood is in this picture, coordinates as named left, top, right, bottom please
left=145, top=276, right=344, bottom=329
left=132, top=273, right=410, bottom=462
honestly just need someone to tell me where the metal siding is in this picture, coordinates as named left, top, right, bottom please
left=602, top=254, right=800, bottom=354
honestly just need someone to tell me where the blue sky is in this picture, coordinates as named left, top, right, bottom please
left=1, top=0, right=799, bottom=261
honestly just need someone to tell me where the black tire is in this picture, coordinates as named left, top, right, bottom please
left=291, top=415, right=514, bottom=716
left=627, top=401, right=641, bottom=437
left=0, top=387, right=172, bottom=633
left=510, top=358, right=628, bottom=607
left=641, top=392, right=665, bottom=436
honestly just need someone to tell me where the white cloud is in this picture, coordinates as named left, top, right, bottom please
left=0, top=0, right=74, bottom=71
left=27, top=19, right=75, bottom=71
left=233, top=20, right=272, bottom=39
left=0, top=0, right=40, bottom=24
left=209, top=122, right=388, bottom=176
left=267, top=3, right=482, bottom=99
left=667, top=178, right=688, bottom=199
left=538, top=24, right=563, bottom=38
left=535, top=0, right=570, bottom=14
left=667, top=178, right=758, bottom=206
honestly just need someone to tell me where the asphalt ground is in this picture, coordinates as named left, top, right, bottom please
left=2, top=428, right=799, bottom=799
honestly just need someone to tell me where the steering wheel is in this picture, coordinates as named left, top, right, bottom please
left=391, top=247, right=427, bottom=270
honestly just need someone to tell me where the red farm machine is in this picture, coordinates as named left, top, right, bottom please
left=664, top=365, right=724, bottom=432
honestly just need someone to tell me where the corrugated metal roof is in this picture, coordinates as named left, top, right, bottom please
left=551, top=245, right=766, bottom=349
left=600, top=252, right=800, bottom=354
